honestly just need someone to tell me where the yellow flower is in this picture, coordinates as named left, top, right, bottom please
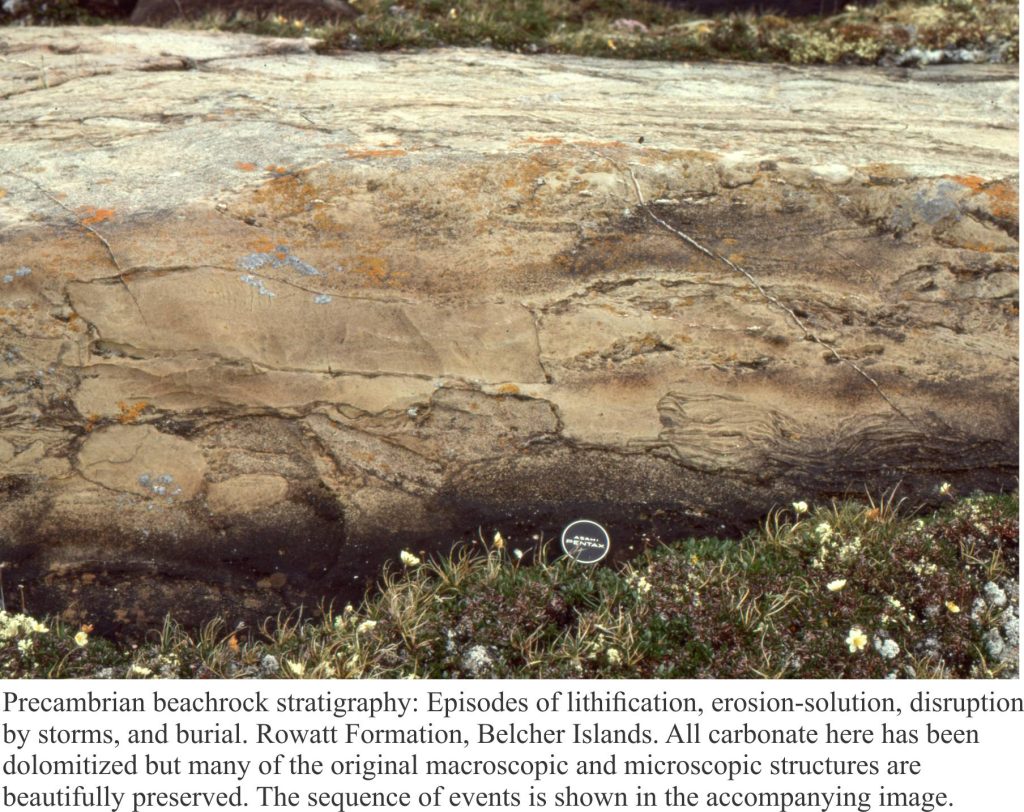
left=130, top=664, right=152, bottom=676
left=74, top=631, right=89, bottom=647
left=606, top=39, right=617, bottom=50
left=492, top=531, right=505, bottom=550
left=793, top=501, right=809, bottom=515
left=827, top=579, right=847, bottom=592
left=845, top=627, right=867, bottom=653
left=945, top=601, right=960, bottom=614
left=286, top=660, right=305, bottom=677
left=939, top=482, right=952, bottom=496
left=399, top=550, right=420, bottom=567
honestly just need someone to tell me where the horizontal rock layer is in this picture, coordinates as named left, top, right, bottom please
left=0, top=27, right=1018, bottom=633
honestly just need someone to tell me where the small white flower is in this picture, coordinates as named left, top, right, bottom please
left=17, top=639, right=32, bottom=654
left=606, top=648, right=622, bottom=666
left=939, top=482, right=952, bottom=496
left=793, top=501, right=809, bottom=515
left=815, top=521, right=833, bottom=541
left=130, top=664, right=152, bottom=676
left=399, top=550, right=420, bottom=567
left=513, top=548, right=524, bottom=560
left=74, top=631, right=89, bottom=647
left=357, top=620, right=377, bottom=634
left=846, top=627, right=868, bottom=653
left=945, top=601, right=960, bottom=614
left=827, top=579, right=847, bottom=592
left=492, top=531, right=505, bottom=550
left=286, top=660, right=305, bottom=677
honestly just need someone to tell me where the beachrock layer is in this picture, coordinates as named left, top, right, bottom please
left=0, top=27, right=1017, bottom=632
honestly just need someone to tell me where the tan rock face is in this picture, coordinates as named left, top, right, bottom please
left=0, top=28, right=1017, bottom=634
left=78, top=424, right=207, bottom=499
left=207, top=475, right=289, bottom=515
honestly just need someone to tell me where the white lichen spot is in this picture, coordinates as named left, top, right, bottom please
left=239, top=274, right=276, bottom=298
left=983, top=582, right=1007, bottom=608
left=873, top=636, right=900, bottom=660
left=461, top=645, right=495, bottom=677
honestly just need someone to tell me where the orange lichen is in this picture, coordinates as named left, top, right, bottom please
left=84, top=413, right=100, bottom=433
left=250, top=237, right=276, bottom=252
left=496, top=384, right=520, bottom=395
left=345, top=148, right=407, bottom=159
left=950, top=175, right=1018, bottom=221
left=952, top=174, right=987, bottom=193
left=501, top=154, right=553, bottom=193
left=78, top=207, right=116, bottom=226
left=265, top=164, right=291, bottom=175
left=348, top=254, right=407, bottom=288
left=117, top=400, right=148, bottom=424
left=518, top=136, right=564, bottom=147
left=235, top=162, right=257, bottom=172
left=955, top=241, right=995, bottom=253
left=247, top=171, right=322, bottom=221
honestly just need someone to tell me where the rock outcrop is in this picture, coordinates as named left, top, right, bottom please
left=0, top=27, right=1017, bottom=633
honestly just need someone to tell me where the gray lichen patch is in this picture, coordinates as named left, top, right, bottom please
left=238, top=245, right=321, bottom=277
left=238, top=273, right=277, bottom=298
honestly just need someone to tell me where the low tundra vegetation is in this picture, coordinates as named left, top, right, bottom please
left=310, top=0, right=1019, bottom=65
left=1, top=1, right=1018, bottom=66
left=1, top=490, right=1017, bottom=679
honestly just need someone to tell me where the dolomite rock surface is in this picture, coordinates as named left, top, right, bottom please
left=0, top=27, right=1018, bottom=632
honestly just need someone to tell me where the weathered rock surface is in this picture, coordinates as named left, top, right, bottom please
left=0, top=27, right=1018, bottom=633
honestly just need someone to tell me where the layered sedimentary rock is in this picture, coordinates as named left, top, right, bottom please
left=0, top=27, right=1017, bottom=632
